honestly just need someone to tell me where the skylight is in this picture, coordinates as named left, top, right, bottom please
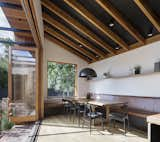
left=0, top=7, right=15, bottom=40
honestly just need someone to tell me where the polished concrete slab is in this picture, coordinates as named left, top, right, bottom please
left=37, top=115, right=148, bottom=142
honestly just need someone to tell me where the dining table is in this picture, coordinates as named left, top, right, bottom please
left=62, top=97, right=127, bottom=126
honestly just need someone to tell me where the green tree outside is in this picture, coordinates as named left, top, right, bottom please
left=48, top=62, right=76, bottom=97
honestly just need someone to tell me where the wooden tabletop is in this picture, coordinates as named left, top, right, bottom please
left=62, top=97, right=92, bottom=103
left=147, top=114, right=160, bottom=125
left=88, top=100, right=127, bottom=107
left=63, top=97, right=127, bottom=107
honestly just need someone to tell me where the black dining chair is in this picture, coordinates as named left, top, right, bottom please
left=62, top=99, right=71, bottom=114
left=82, top=103, right=104, bottom=134
left=109, top=104, right=129, bottom=135
left=77, top=103, right=85, bottom=126
left=62, top=99, right=85, bottom=124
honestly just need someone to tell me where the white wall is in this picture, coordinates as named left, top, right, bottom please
left=43, top=38, right=88, bottom=99
left=88, top=41, right=160, bottom=97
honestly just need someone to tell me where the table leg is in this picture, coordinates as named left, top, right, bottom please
left=106, top=106, right=110, bottom=125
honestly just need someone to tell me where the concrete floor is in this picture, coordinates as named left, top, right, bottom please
left=37, top=115, right=148, bottom=142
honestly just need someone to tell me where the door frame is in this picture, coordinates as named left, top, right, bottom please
left=8, top=46, right=39, bottom=123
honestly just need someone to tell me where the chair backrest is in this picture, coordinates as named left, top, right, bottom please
left=111, top=104, right=128, bottom=115
left=120, top=104, right=128, bottom=115
left=83, top=103, right=92, bottom=117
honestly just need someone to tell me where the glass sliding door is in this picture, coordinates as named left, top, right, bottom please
left=9, top=47, right=38, bottom=123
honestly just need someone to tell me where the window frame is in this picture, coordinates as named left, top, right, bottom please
left=47, top=60, right=77, bottom=99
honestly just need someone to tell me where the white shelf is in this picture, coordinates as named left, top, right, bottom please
left=91, top=72, right=160, bottom=81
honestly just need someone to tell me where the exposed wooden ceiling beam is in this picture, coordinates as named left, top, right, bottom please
left=21, top=0, right=42, bottom=48
left=2, top=7, right=26, bottom=19
left=64, top=0, right=129, bottom=51
left=96, top=0, right=144, bottom=43
left=45, top=33, right=91, bottom=63
left=134, top=0, right=160, bottom=32
left=44, top=25, right=97, bottom=61
left=41, top=0, right=116, bottom=55
left=43, top=13, right=105, bottom=58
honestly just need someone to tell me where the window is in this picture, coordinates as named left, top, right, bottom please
left=47, top=61, right=76, bottom=97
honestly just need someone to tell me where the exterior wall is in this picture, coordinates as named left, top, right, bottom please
left=43, top=38, right=88, bottom=100
left=88, top=41, right=160, bottom=97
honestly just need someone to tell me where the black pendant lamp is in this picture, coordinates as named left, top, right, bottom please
left=79, top=68, right=97, bottom=80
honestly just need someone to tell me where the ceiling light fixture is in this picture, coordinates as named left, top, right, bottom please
left=147, top=27, right=153, bottom=37
left=115, top=46, right=120, bottom=50
left=109, top=19, right=114, bottom=27
left=79, top=44, right=83, bottom=47
left=109, top=22, right=114, bottom=27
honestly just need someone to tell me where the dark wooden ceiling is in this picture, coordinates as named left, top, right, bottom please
left=0, top=0, right=35, bottom=46
left=42, top=0, right=160, bottom=63
left=1, top=0, right=160, bottom=63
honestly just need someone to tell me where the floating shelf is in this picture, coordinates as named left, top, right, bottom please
left=90, top=72, right=160, bottom=81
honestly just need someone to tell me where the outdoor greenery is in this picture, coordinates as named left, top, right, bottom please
left=0, top=111, right=14, bottom=131
left=0, top=38, right=13, bottom=89
left=0, top=38, right=14, bottom=130
left=48, top=62, right=76, bottom=97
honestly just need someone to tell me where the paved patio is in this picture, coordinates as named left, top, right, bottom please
left=0, top=123, right=35, bottom=142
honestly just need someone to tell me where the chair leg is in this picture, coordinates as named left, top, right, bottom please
left=73, top=109, right=76, bottom=123
left=113, top=119, right=116, bottom=128
left=82, top=119, right=85, bottom=128
left=101, top=116, right=104, bottom=130
left=90, top=119, right=92, bottom=135
left=78, top=111, right=80, bottom=127
left=127, top=119, right=130, bottom=131
left=69, top=109, right=71, bottom=121
left=124, top=119, right=126, bottom=135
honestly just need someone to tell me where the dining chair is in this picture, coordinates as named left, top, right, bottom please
left=62, top=99, right=71, bottom=114
left=77, top=103, right=85, bottom=126
left=82, top=103, right=104, bottom=134
left=109, top=104, right=129, bottom=135
left=66, top=100, right=82, bottom=123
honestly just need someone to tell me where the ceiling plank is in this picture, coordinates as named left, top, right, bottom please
left=134, top=0, right=160, bottom=32
left=45, top=33, right=91, bottom=63
left=64, top=0, right=129, bottom=51
left=41, top=0, right=116, bottom=55
left=43, top=13, right=105, bottom=58
left=0, top=0, right=21, bottom=5
left=14, top=32, right=32, bottom=37
left=96, top=0, right=144, bottom=43
left=7, top=17, right=30, bottom=30
left=2, top=7, right=26, bottom=19
left=0, top=2, right=22, bottom=9
left=44, top=25, right=97, bottom=61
